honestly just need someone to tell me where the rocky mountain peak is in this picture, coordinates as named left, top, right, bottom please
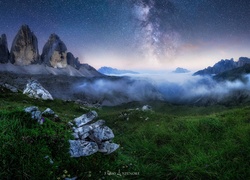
left=237, top=57, right=250, bottom=67
left=10, top=24, right=39, bottom=65
left=0, top=34, right=9, bottom=63
left=67, top=52, right=81, bottom=69
left=41, top=33, right=67, bottom=68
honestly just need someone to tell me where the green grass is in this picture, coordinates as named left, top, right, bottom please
left=0, top=88, right=250, bottom=179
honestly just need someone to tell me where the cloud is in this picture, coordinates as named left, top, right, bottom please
left=73, top=71, right=250, bottom=106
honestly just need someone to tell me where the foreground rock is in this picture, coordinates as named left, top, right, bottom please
left=10, top=25, right=39, bottom=65
left=0, top=34, right=9, bottom=63
left=41, top=34, right=67, bottom=68
left=24, top=106, right=119, bottom=157
left=0, top=83, right=18, bottom=92
left=142, top=105, right=152, bottom=111
left=24, top=106, right=60, bottom=124
left=70, top=111, right=119, bottom=157
left=23, top=80, right=53, bottom=100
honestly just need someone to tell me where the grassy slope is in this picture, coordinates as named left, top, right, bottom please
left=0, top=88, right=250, bottom=179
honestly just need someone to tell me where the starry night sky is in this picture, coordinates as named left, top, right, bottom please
left=0, top=0, right=250, bottom=70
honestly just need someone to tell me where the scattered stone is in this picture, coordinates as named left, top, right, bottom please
left=42, top=108, right=55, bottom=116
left=69, top=140, right=98, bottom=157
left=142, top=105, right=152, bottom=111
left=24, top=106, right=58, bottom=125
left=25, top=107, right=119, bottom=157
left=24, top=106, right=39, bottom=113
left=24, top=106, right=42, bottom=121
left=23, top=80, right=53, bottom=100
left=3, top=83, right=18, bottom=93
left=89, top=120, right=105, bottom=129
left=38, top=117, right=45, bottom=125
left=74, top=126, right=92, bottom=139
left=69, top=111, right=119, bottom=157
left=32, top=110, right=42, bottom=121
left=98, top=141, right=120, bottom=155
left=73, top=120, right=105, bottom=140
left=68, top=122, right=74, bottom=126
left=44, top=155, right=54, bottom=164
left=74, top=111, right=98, bottom=127
left=91, top=126, right=115, bottom=142
left=53, top=114, right=61, bottom=122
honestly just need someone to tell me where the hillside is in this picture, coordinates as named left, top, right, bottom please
left=0, top=88, right=250, bottom=179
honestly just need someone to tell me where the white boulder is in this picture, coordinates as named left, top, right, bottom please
left=23, top=80, right=53, bottom=100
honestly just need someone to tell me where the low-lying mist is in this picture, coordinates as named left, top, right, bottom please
left=74, top=72, right=250, bottom=106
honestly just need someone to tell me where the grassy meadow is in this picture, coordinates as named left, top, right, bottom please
left=0, top=87, right=250, bottom=179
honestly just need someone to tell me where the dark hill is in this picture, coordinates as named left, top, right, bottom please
left=213, top=64, right=250, bottom=82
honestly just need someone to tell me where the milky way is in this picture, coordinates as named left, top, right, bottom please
left=0, top=0, right=249, bottom=70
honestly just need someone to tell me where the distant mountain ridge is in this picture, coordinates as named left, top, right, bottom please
left=193, top=57, right=250, bottom=76
left=172, top=67, right=190, bottom=73
left=0, top=24, right=102, bottom=77
left=98, top=66, right=139, bottom=75
left=214, top=64, right=250, bottom=82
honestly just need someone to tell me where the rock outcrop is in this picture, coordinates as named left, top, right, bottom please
left=142, top=105, right=152, bottom=111
left=41, top=34, right=67, bottom=68
left=10, top=25, right=39, bottom=65
left=69, top=111, right=119, bottom=157
left=24, top=106, right=59, bottom=124
left=23, top=80, right=53, bottom=100
left=67, top=52, right=81, bottom=69
left=0, top=83, right=18, bottom=93
left=0, top=34, right=9, bottom=63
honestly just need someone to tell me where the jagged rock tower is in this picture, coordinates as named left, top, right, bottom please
left=10, top=25, right=39, bottom=65
left=41, top=34, right=67, bottom=68
left=0, top=34, right=9, bottom=63
left=67, top=52, right=81, bottom=69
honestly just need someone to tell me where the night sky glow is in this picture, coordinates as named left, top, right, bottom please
left=0, top=0, right=250, bottom=70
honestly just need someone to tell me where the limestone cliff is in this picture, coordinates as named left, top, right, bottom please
left=0, top=34, right=9, bottom=63
left=41, top=34, right=67, bottom=68
left=10, top=25, right=39, bottom=65
left=67, top=52, right=81, bottom=69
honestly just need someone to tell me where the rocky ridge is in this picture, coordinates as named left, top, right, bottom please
left=193, top=57, right=250, bottom=76
left=0, top=24, right=102, bottom=77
